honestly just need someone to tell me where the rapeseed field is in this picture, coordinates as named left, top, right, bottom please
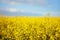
left=0, top=16, right=60, bottom=40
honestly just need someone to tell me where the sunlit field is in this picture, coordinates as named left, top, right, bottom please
left=0, top=16, right=60, bottom=40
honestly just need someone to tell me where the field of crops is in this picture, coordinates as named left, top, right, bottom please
left=0, top=16, right=60, bottom=40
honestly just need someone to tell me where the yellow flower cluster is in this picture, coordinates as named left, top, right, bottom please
left=0, top=16, right=60, bottom=40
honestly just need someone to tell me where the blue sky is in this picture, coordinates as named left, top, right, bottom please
left=0, top=0, right=60, bottom=16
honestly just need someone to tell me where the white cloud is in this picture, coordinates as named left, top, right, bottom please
left=6, top=8, right=17, bottom=12
left=1, top=0, right=46, bottom=5
left=9, top=0, right=46, bottom=5
left=19, top=9, right=25, bottom=13
left=38, top=0, right=45, bottom=3
left=10, top=1, right=18, bottom=5
left=9, top=1, right=23, bottom=5
left=2, top=0, right=6, bottom=3
left=6, top=8, right=25, bottom=13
